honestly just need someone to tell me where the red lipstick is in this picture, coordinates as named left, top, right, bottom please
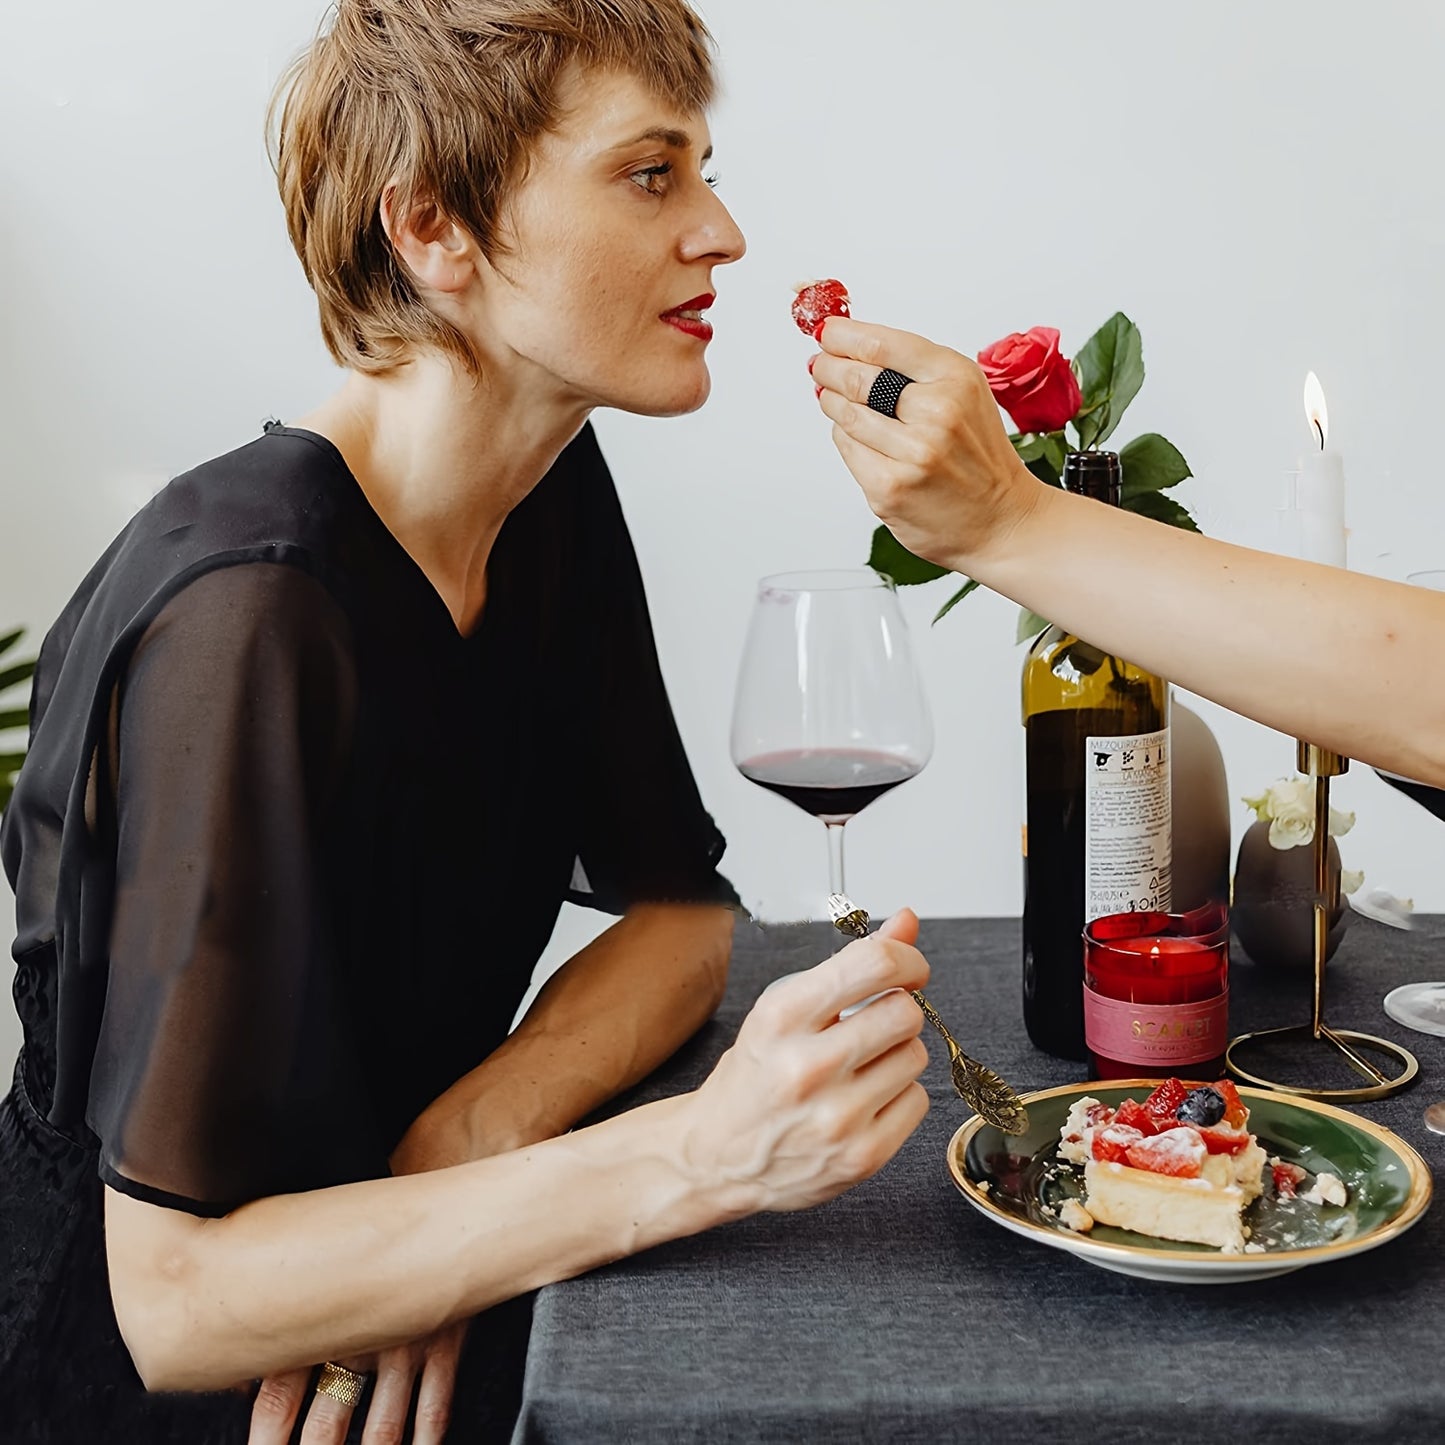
left=662, top=293, right=715, bottom=341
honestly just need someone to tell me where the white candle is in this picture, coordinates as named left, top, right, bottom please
left=1293, top=371, right=1347, bottom=567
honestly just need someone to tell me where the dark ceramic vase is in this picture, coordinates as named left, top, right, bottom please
left=1231, top=817, right=1350, bottom=970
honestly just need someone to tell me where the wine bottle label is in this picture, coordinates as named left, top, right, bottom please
left=1083, top=727, right=1171, bottom=920
left=1083, top=985, right=1228, bottom=1066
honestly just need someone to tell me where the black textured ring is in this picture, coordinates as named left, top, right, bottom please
left=315, top=1361, right=372, bottom=1407
left=865, top=368, right=914, bottom=419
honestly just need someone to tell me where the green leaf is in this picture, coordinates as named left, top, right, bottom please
left=1012, top=433, right=1047, bottom=463
left=1025, top=456, right=1062, bottom=487
left=1016, top=608, right=1051, bottom=644
left=1041, top=432, right=1069, bottom=477
left=0, top=628, right=24, bottom=660
left=0, top=751, right=26, bottom=774
left=867, top=526, right=949, bottom=586
left=0, top=708, right=29, bottom=732
left=1073, top=312, right=1145, bottom=449
left=1120, top=433, right=1192, bottom=499
left=933, top=578, right=980, bottom=623
left=0, top=661, right=35, bottom=694
left=1126, top=491, right=1200, bottom=532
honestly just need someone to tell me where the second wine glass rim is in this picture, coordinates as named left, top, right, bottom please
left=758, top=567, right=893, bottom=594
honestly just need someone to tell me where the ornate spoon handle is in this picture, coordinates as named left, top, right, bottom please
left=827, top=894, right=1030, bottom=1136
left=909, top=990, right=956, bottom=1052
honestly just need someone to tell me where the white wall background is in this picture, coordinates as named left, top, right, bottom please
left=3, top=0, right=1444, bottom=1080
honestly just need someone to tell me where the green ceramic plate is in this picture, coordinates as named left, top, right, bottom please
left=947, top=1081, right=1433, bottom=1284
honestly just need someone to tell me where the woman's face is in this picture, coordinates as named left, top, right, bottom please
left=468, top=65, right=746, bottom=417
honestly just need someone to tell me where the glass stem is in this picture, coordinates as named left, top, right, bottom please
left=825, top=821, right=848, bottom=897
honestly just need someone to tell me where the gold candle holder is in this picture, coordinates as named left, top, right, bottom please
left=1225, top=741, right=1420, bottom=1101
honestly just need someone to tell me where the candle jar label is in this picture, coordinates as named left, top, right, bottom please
left=1084, top=727, right=1171, bottom=920
left=1082, top=985, right=1228, bottom=1066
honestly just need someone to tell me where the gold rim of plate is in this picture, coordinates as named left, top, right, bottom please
left=946, top=1079, right=1434, bottom=1266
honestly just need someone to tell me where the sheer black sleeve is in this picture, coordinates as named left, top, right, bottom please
left=88, top=562, right=387, bottom=1216
left=564, top=437, right=741, bottom=916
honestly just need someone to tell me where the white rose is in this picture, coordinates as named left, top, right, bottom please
left=1265, top=781, right=1316, bottom=849
left=1265, top=779, right=1314, bottom=816
left=1340, top=869, right=1365, bottom=895
left=1241, top=789, right=1272, bottom=823
left=1246, top=777, right=1355, bottom=848
left=1268, top=811, right=1315, bottom=849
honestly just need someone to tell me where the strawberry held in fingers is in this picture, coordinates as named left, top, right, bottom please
left=791, top=278, right=850, bottom=338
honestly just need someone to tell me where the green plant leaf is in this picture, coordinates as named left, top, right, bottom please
left=1025, top=456, right=1063, bottom=487
left=1041, top=432, right=1069, bottom=477
left=1016, top=607, right=1051, bottom=644
left=0, top=628, right=33, bottom=812
left=867, top=526, right=949, bottom=586
left=0, top=661, right=35, bottom=694
left=1012, top=433, right=1047, bottom=463
left=1126, top=491, right=1200, bottom=532
left=1120, top=433, right=1192, bottom=498
left=1073, top=312, right=1144, bottom=449
left=933, top=578, right=980, bottom=623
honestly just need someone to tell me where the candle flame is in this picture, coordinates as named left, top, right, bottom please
left=1303, top=371, right=1328, bottom=450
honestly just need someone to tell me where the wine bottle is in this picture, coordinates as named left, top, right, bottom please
left=1021, top=451, right=1171, bottom=1060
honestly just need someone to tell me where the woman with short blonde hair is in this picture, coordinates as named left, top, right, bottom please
left=0, top=4, right=932, bottom=1440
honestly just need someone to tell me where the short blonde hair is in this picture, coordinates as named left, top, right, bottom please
left=270, top=0, right=717, bottom=375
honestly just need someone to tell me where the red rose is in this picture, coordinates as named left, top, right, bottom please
left=976, top=326, right=1083, bottom=434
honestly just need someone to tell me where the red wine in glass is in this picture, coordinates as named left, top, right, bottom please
left=737, top=747, right=923, bottom=822
left=731, top=570, right=933, bottom=902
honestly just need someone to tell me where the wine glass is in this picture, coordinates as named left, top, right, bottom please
left=730, top=569, right=932, bottom=907
left=1377, top=570, right=1445, bottom=1132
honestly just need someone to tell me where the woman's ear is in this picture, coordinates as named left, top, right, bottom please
left=379, top=182, right=474, bottom=295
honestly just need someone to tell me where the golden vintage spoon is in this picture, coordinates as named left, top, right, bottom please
left=828, top=893, right=1030, bottom=1136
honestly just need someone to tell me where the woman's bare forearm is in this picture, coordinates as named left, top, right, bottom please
left=395, top=903, right=734, bottom=1168
left=109, top=918, right=933, bottom=1397
left=811, top=318, right=1445, bottom=784
left=973, top=484, right=1445, bottom=782
left=107, top=1093, right=729, bottom=1394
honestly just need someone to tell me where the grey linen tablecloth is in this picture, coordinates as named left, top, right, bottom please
left=512, top=916, right=1445, bottom=1445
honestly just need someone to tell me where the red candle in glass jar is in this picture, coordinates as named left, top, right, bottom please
left=1082, top=904, right=1229, bottom=1080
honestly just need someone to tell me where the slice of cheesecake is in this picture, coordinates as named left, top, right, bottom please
left=1084, top=1138, right=1267, bottom=1252
left=1057, top=1080, right=1267, bottom=1253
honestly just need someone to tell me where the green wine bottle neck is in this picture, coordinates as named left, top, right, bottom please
left=1063, top=450, right=1120, bottom=507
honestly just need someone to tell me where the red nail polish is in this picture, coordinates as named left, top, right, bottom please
left=807, top=356, right=816, bottom=375
left=813, top=320, right=828, bottom=343
left=814, top=385, right=823, bottom=400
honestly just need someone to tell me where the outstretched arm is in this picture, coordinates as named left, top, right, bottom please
left=811, top=316, right=1445, bottom=785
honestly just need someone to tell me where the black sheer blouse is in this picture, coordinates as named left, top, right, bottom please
left=2, top=421, right=737, bottom=1218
